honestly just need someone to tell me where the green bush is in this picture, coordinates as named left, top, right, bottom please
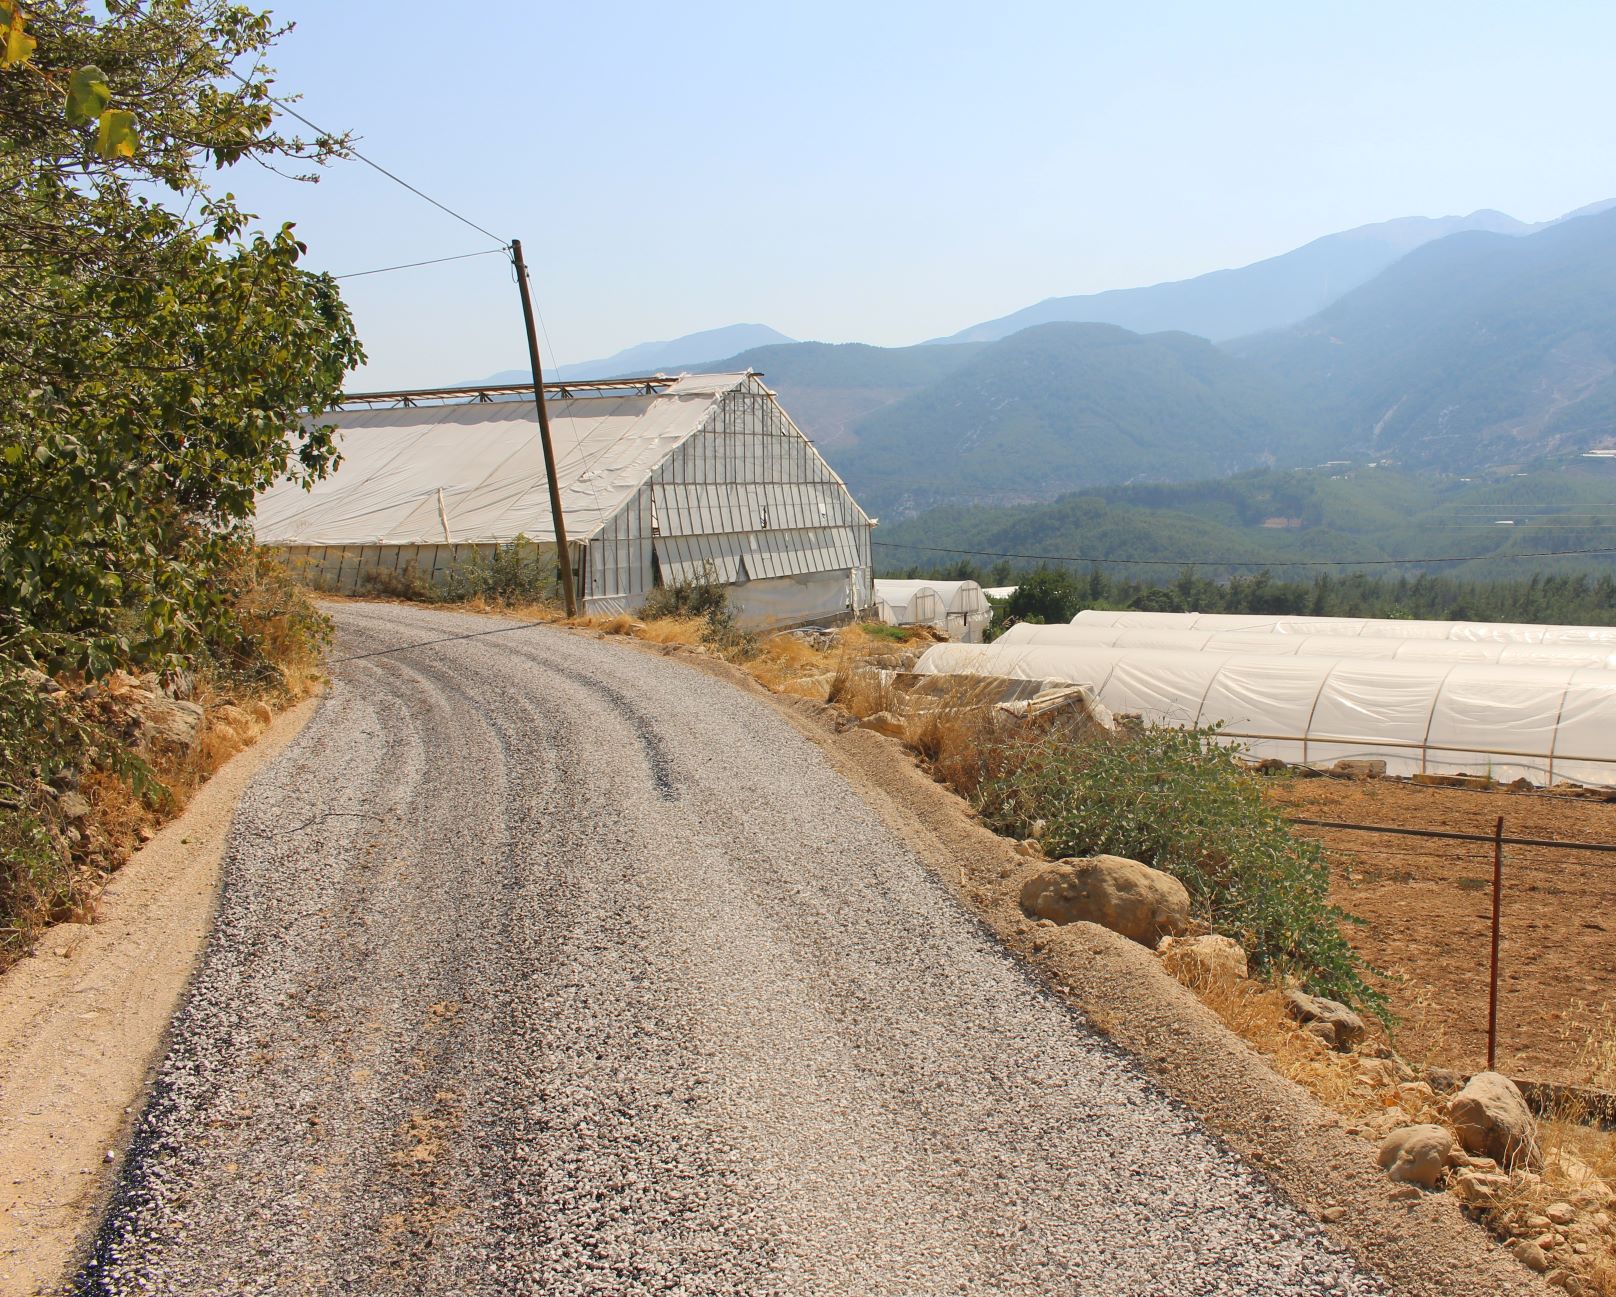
left=642, top=567, right=756, bottom=658
left=979, top=723, right=1387, bottom=1017
left=440, top=536, right=557, bottom=606
left=641, top=567, right=729, bottom=620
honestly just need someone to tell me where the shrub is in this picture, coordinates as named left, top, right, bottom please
left=440, top=536, right=557, bottom=606
left=978, top=723, right=1386, bottom=1017
left=641, top=566, right=729, bottom=620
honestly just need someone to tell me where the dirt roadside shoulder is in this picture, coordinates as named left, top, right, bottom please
left=656, top=643, right=1551, bottom=1297
left=0, top=696, right=321, bottom=1297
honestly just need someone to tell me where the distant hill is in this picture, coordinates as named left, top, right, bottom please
left=931, top=210, right=1538, bottom=346
left=874, top=462, right=1616, bottom=582
left=690, top=339, right=987, bottom=453
left=478, top=323, right=796, bottom=384
left=1232, top=205, right=1616, bottom=469
left=823, top=322, right=1316, bottom=518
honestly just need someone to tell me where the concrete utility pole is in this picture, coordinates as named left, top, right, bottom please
left=510, top=238, right=577, bottom=617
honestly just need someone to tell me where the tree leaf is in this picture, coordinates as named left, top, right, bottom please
left=95, top=108, right=138, bottom=159
left=65, top=65, right=112, bottom=127
left=2, top=4, right=36, bottom=67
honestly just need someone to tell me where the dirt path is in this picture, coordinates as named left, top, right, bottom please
left=73, top=603, right=1387, bottom=1296
left=0, top=697, right=319, bottom=1297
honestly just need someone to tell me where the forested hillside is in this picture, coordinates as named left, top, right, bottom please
left=874, top=462, right=1616, bottom=582
left=822, top=323, right=1312, bottom=516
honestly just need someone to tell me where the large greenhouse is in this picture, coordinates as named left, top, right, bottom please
left=914, top=635, right=1616, bottom=788
left=254, top=373, right=875, bottom=625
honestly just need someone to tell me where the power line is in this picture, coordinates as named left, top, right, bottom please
left=334, top=248, right=507, bottom=280
left=872, top=540, right=1616, bottom=569
left=225, top=67, right=508, bottom=249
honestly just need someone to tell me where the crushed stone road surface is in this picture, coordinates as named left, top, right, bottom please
left=78, top=604, right=1385, bottom=1296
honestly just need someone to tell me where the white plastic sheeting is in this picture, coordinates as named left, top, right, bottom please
left=256, top=374, right=746, bottom=548
left=1000, top=620, right=1616, bottom=670
left=874, top=579, right=992, bottom=642
left=913, top=641, right=1616, bottom=787
left=1073, top=608, right=1616, bottom=647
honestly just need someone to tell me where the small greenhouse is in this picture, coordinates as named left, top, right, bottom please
left=1073, top=608, right=1616, bottom=647
left=913, top=641, right=1616, bottom=787
left=873, top=579, right=992, bottom=642
left=254, top=373, right=875, bottom=626
left=999, top=620, right=1616, bottom=670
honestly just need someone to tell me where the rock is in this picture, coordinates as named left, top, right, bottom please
left=1303, top=1020, right=1338, bottom=1048
left=1513, top=1240, right=1551, bottom=1273
left=1330, top=758, right=1387, bottom=779
left=1387, top=1184, right=1422, bottom=1202
left=858, top=710, right=906, bottom=739
left=1426, top=1066, right=1463, bottom=1094
left=1158, top=934, right=1249, bottom=988
left=1546, top=1201, right=1576, bottom=1227
left=1395, top=1080, right=1438, bottom=1110
left=251, top=701, right=274, bottom=727
left=1284, top=990, right=1366, bottom=1048
left=1319, top=1205, right=1347, bottom=1223
left=132, top=695, right=204, bottom=752
left=213, top=703, right=255, bottom=735
left=57, top=791, right=92, bottom=821
left=1019, top=855, right=1190, bottom=946
left=1377, top=1124, right=1454, bottom=1188
left=1356, top=1057, right=1400, bottom=1087
left=1447, top=1072, right=1542, bottom=1170
left=1451, top=1169, right=1513, bottom=1208
left=1012, top=839, right=1044, bottom=860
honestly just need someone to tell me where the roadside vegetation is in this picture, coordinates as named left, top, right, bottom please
left=0, top=4, right=359, bottom=963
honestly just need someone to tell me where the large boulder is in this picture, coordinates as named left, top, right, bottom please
left=1376, top=1124, right=1454, bottom=1188
left=1158, top=934, right=1248, bottom=988
left=131, top=694, right=204, bottom=752
left=1019, top=855, right=1190, bottom=947
left=1284, top=989, right=1366, bottom=1049
left=1447, top=1072, right=1542, bottom=1170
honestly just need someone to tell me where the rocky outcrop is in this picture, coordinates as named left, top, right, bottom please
left=1446, top=1072, right=1542, bottom=1171
left=1020, top=856, right=1190, bottom=947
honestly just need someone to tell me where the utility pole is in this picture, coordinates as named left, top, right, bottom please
left=510, top=238, right=577, bottom=617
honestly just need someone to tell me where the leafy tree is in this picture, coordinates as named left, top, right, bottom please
left=1004, top=568, right=1080, bottom=625
left=0, top=1, right=362, bottom=676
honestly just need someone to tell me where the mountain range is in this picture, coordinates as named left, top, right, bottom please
left=470, top=197, right=1616, bottom=522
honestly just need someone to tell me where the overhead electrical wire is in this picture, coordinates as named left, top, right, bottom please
left=333, top=248, right=508, bottom=280
left=227, top=67, right=509, bottom=250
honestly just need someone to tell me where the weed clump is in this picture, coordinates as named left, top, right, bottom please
left=440, top=536, right=557, bottom=606
left=642, top=567, right=756, bottom=658
left=980, top=722, right=1386, bottom=1016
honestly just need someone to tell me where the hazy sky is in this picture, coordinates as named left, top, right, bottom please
left=219, top=1, right=1616, bottom=388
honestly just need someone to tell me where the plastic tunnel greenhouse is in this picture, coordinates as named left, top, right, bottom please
left=873, top=579, right=992, bottom=642
left=912, top=640, right=1616, bottom=788
left=1072, top=608, right=1616, bottom=647
left=997, top=620, right=1616, bottom=670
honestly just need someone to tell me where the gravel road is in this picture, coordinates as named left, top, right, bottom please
left=77, top=603, right=1387, bottom=1296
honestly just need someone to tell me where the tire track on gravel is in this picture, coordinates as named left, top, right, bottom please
left=76, top=603, right=1389, bottom=1297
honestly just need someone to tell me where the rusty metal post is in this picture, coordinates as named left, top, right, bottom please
left=510, top=239, right=577, bottom=617
left=1487, top=814, right=1504, bottom=1071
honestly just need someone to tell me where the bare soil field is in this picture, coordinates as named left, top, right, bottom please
left=1269, top=777, right=1616, bottom=1082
